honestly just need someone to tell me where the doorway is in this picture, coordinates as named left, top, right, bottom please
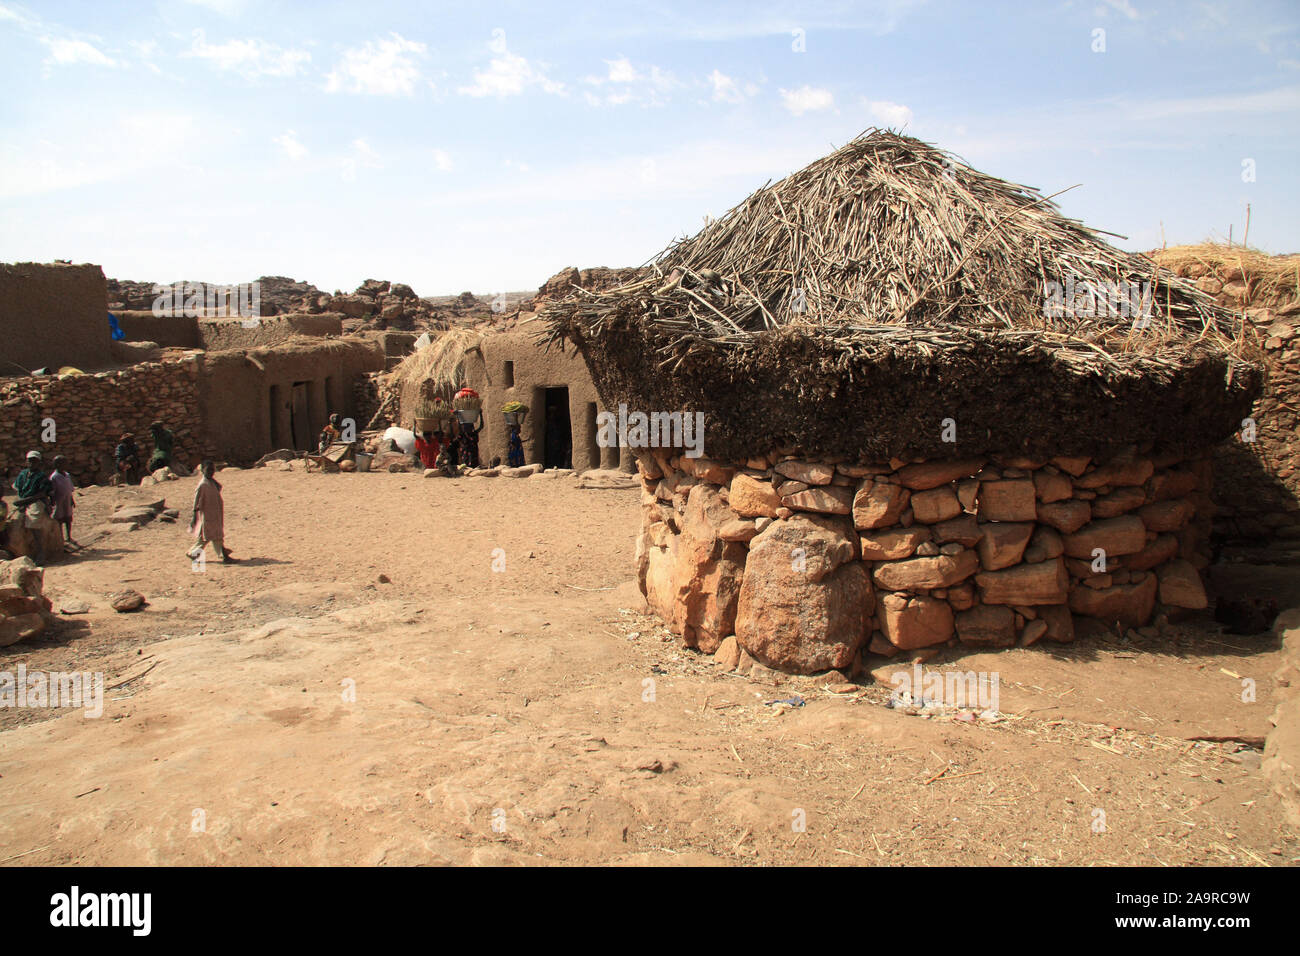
left=543, top=387, right=571, bottom=470
left=291, top=381, right=312, bottom=450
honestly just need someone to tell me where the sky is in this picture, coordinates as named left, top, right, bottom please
left=0, top=0, right=1297, bottom=297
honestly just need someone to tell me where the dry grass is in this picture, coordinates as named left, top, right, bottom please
left=1150, top=242, right=1300, bottom=305
left=544, top=130, right=1250, bottom=374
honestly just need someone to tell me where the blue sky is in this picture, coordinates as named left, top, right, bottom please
left=1, top=0, right=1297, bottom=296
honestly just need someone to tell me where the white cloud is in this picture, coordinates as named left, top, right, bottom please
left=708, top=69, right=746, bottom=104
left=326, top=33, right=427, bottom=96
left=1099, top=0, right=1140, bottom=19
left=185, top=29, right=309, bottom=79
left=1122, top=84, right=1300, bottom=120
left=274, top=130, right=307, bottom=160
left=866, top=99, right=912, bottom=127
left=779, top=85, right=834, bottom=115
left=432, top=148, right=453, bottom=172
left=341, top=138, right=382, bottom=181
left=459, top=37, right=563, bottom=98
left=40, top=36, right=117, bottom=68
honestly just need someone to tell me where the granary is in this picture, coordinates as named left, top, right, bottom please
left=543, top=130, right=1263, bottom=674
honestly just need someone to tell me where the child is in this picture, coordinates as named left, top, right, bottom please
left=49, top=455, right=76, bottom=545
left=188, top=461, right=238, bottom=564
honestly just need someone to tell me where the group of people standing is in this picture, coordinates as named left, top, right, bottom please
left=5, top=419, right=235, bottom=566
left=412, top=417, right=483, bottom=472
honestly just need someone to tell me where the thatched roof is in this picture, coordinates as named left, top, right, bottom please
left=542, top=130, right=1262, bottom=462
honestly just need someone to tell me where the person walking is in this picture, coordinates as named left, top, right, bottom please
left=187, top=461, right=237, bottom=564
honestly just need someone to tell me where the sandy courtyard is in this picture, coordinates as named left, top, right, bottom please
left=0, top=468, right=1296, bottom=866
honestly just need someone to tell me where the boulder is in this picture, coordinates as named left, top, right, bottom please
left=975, top=558, right=1068, bottom=606
left=735, top=552, right=871, bottom=674
left=978, top=480, right=1037, bottom=521
left=852, top=479, right=910, bottom=529
left=976, top=522, right=1034, bottom=570
left=871, top=549, right=979, bottom=590
left=671, top=485, right=745, bottom=653
left=111, top=589, right=148, bottom=613
left=878, top=592, right=954, bottom=650
left=0, top=611, right=46, bottom=647
left=1069, top=575, right=1158, bottom=630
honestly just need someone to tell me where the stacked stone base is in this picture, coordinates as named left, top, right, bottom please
left=635, top=448, right=1213, bottom=675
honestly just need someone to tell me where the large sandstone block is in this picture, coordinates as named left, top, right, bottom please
left=1138, top=498, right=1195, bottom=533
left=955, top=605, right=1016, bottom=647
left=1064, top=516, right=1147, bottom=559
left=1037, top=499, right=1091, bottom=534
left=978, top=480, right=1036, bottom=521
left=1074, top=457, right=1154, bottom=490
left=671, top=485, right=745, bottom=653
left=729, top=473, right=781, bottom=518
left=774, top=459, right=834, bottom=485
left=1125, top=534, right=1179, bottom=571
left=910, top=487, right=962, bottom=524
left=859, top=528, right=929, bottom=561
left=871, top=549, right=979, bottom=590
left=1069, top=575, right=1158, bottom=630
left=977, top=522, right=1034, bottom=570
left=853, top=479, right=910, bottom=529
left=782, top=485, right=854, bottom=515
left=878, top=592, right=954, bottom=650
left=932, top=515, right=982, bottom=547
left=1033, top=470, right=1072, bottom=503
left=895, top=458, right=985, bottom=490
left=1157, top=559, right=1208, bottom=609
left=975, top=558, right=1068, bottom=605
left=1091, top=487, right=1147, bottom=518
left=735, top=554, right=871, bottom=674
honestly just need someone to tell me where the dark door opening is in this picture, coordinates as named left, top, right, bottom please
left=290, top=381, right=312, bottom=450
left=543, top=387, right=572, bottom=470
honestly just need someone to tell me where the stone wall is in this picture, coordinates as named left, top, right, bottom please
left=0, top=356, right=215, bottom=486
left=1150, top=247, right=1300, bottom=560
left=636, top=449, right=1212, bottom=675
left=0, top=262, right=115, bottom=373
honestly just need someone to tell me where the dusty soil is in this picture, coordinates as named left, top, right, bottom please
left=0, top=468, right=1296, bottom=866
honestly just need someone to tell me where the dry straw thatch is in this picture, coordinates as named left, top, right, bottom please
left=543, top=130, right=1262, bottom=462
left=377, top=326, right=483, bottom=429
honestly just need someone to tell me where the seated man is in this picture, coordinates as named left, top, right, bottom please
left=115, top=433, right=141, bottom=485
left=12, top=450, right=53, bottom=510
left=147, top=421, right=174, bottom=473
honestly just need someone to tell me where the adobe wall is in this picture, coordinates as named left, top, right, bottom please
left=0, top=356, right=215, bottom=486
left=637, top=448, right=1212, bottom=675
left=197, top=336, right=385, bottom=461
left=112, top=311, right=202, bottom=349
left=396, top=328, right=631, bottom=472
left=0, top=262, right=115, bottom=373
left=197, top=313, right=344, bottom=351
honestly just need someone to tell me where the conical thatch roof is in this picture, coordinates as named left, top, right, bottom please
left=542, top=130, right=1262, bottom=463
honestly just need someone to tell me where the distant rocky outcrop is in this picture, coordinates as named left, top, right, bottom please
left=533, top=265, right=643, bottom=308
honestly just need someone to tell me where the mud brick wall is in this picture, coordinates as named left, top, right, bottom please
left=0, top=357, right=215, bottom=486
left=0, top=262, right=115, bottom=373
left=635, top=449, right=1212, bottom=675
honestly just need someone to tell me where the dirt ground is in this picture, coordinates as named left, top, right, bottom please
left=1, top=468, right=1296, bottom=866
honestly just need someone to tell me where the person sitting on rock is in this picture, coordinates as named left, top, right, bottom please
left=49, top=455, right=76, bottom=545
left=188, top=460, right=237, bottom=565
left=147, top=421, right=173, bottom=473
left=12, top=451, right=53, bottom=510
left=115, top=433, right=141, bottom=485
left=318, top=412, right=342, bottom=453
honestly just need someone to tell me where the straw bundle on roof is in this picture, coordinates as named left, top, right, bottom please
left=542, top=130, right=1262, bottom=462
